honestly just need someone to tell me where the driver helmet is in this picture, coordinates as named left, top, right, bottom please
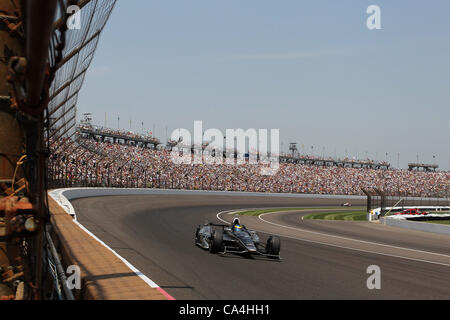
left=232, top=218, right=242, bottom=231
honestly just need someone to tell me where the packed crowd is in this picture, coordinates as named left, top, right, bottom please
left=49, top=135, right=450, bottom=198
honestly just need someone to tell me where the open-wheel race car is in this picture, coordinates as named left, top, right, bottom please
left=195, top=218, right=281, bottom=260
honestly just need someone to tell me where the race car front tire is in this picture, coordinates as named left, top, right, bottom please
left=209, top=228, right=224, bottom=253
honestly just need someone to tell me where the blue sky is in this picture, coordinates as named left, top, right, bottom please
left=77, top=0, right=450, bottom=169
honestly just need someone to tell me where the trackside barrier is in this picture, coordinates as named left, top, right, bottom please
left=51, top=187, right=368, bottom=206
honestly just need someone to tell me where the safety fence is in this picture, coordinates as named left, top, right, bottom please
left=43, top=0, right=117, bottom=300
left=47, top=0, right=117, bottom=153
left=1, top=0, right=116, bottom=300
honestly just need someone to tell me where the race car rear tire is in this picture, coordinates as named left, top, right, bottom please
left=209, top=228, right=223, bottom=253
left=266, top=236, right=280, bottom=256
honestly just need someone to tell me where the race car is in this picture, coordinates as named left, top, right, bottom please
left=341, top=202, right=352, bottom=207
left=194, top=218, right=281, bottom=259
left=394, top=208, right=428, bottom=215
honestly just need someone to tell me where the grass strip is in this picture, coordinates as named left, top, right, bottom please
left=304, top=211, right=367, bottom=221
left=234, top=207, right=366, bottom=221
left=235, top=208, right=317, bottom=216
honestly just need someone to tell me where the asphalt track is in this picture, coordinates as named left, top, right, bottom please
left=71, top=194, right=450, bottom=299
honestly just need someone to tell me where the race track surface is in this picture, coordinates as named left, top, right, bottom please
left=71, top=194, right=450, bottom=299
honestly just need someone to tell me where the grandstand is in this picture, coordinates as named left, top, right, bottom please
left=48, top=122, right=450, bottom=198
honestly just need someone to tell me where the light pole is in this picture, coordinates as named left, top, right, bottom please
left=288, top=143, right=297, bottom=157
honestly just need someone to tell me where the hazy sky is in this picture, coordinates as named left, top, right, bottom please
left=76, top=0, right=450, bottom=170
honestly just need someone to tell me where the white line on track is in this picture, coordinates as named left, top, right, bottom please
left=216, top=210, right=450, bottom=268
left=260, top=211, right=450, bottom=259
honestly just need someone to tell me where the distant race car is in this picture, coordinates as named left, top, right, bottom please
left=195, top=218, right=281, bottom=260
left=395, top=208, right=428, bottom=215
left=341, top=202, right=352, bottom=207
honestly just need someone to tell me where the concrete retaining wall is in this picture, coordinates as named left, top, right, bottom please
left=380, top=217, right=450, bottom=235
left=55, top=187, right=368, bottom=200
